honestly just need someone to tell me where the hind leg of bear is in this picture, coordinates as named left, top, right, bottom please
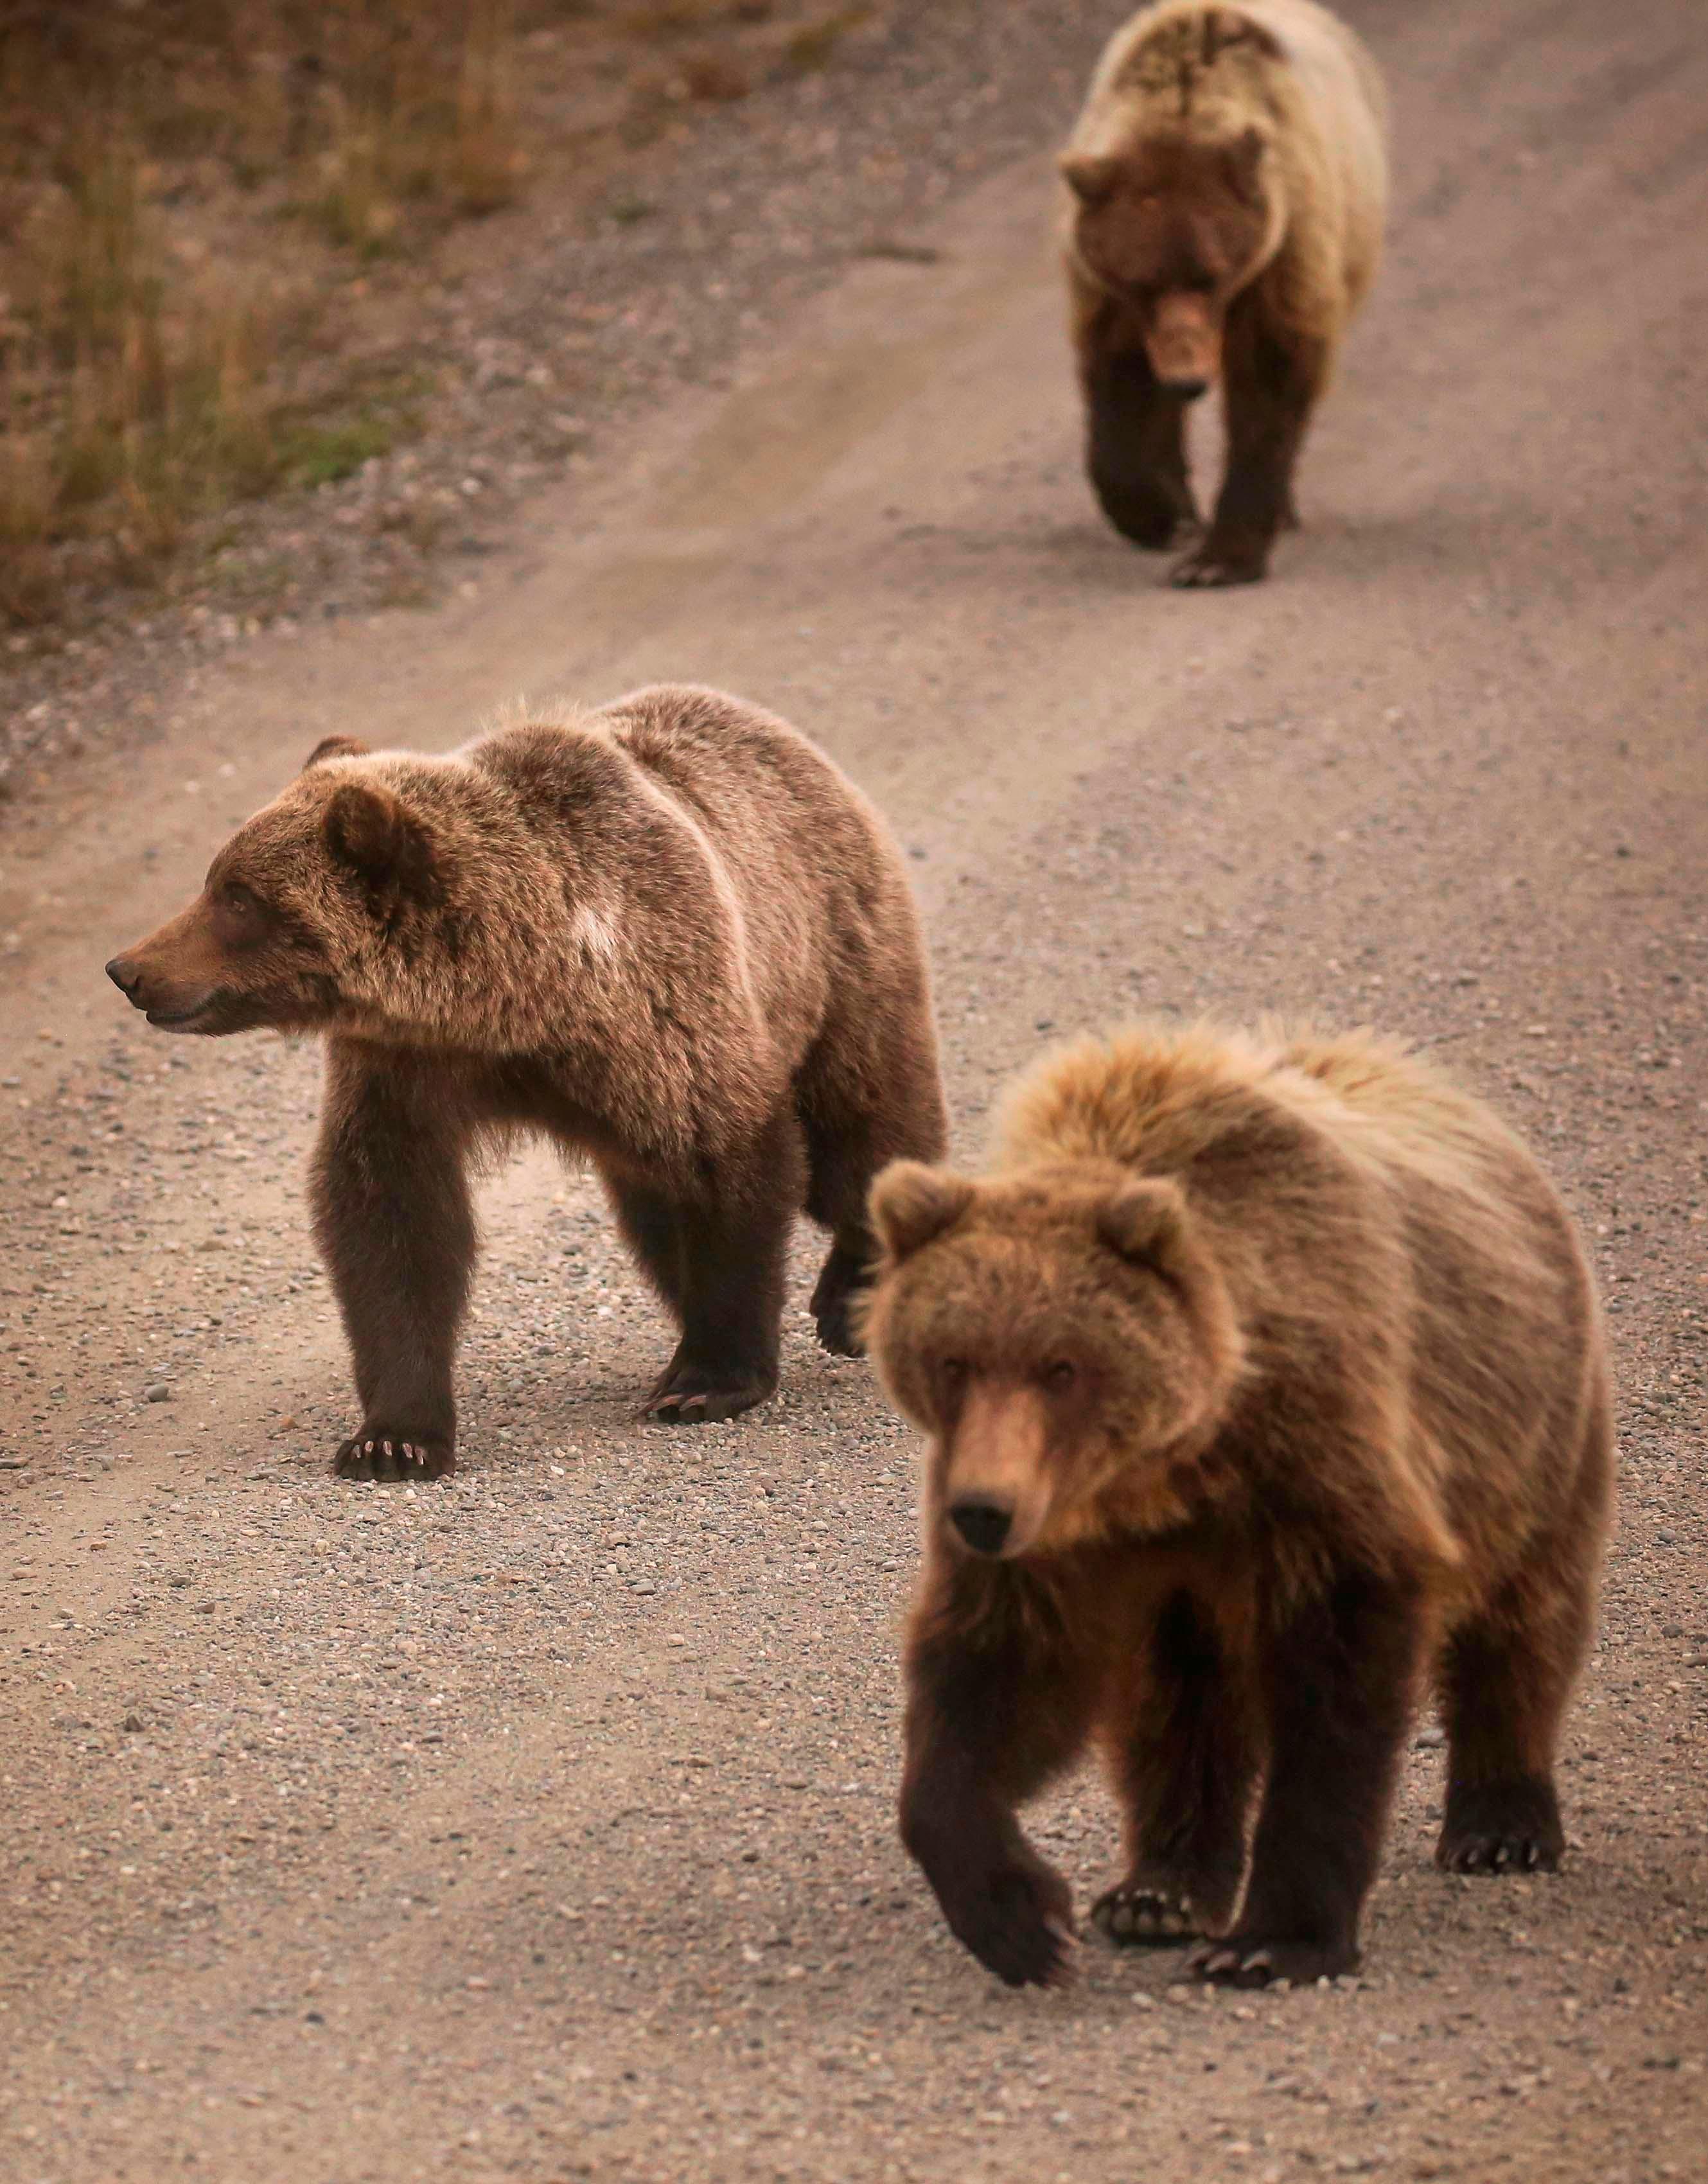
left=1194, top=1568, right=1426, bottom=1987
left=1437, top=1392, right=1610, bottom=1874
left=1084, top=347, right=1199, bottom=550
left=1172, top=306, right=1328, bottom=589
left=640, top=1108, right=806, bottom=1425
left=1093, top=1590, right=1259, bottom=1948
left=312, top=1042, right=474, bottom=1482
left=797, top=1023, right=948, bottom=1359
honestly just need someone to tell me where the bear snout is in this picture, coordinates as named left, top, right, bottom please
left=1145, top=292, right=1221, bottom=398
left=104, top=949, right=216, bottom=1029
left=949, top=1497, right=1014, bottom=1556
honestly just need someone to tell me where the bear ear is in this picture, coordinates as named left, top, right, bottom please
left=302, top=734, right=371, bottom=772
left=870, top=1163, right=976, bottom=1264
left=1096, top=1177, right=1192, bottom=1280
left=1059, top=152, right=1122, bottom=207
left=323, top=781, right=441, bottom=906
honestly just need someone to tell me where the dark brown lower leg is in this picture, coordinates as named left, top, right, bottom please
left=797, top=1018, right=947, bottom=1359
left=1196, top=1568, right=1426, bottom=1986
left=1436, top=1592, right=1585, bottom=1874
left=1082, top=344, right=1198, bottom=550
left=900, top=1563, right=1100, bottom=1988
left=608, top=1179, right=687, bottom=1317
left=1173, top=305, right=1328, bottom=588
left=311, top=1043, right=474, bottom=1482
left=1094, top=1589, right=1258, bottom=1945
left=640, top=1107, right=806, bottom=1424
left=1438, top=1391, right=1610, bottom=1874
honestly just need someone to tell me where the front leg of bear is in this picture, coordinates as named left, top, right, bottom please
left=898, top=1594, right=1097, bottom=1988
left=1082, top=342, right=1201, bottom=552
left=1094, top=1590, right=1261, bottom=1949
left=1193, top=1567, right=1427, bottom=1987
left=1172, top=310, right=1329, bottom=591
left=312, top=1043, right=475, bottom=1481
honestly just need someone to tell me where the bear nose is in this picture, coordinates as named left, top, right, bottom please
left=1165, top=375, right=1209, bottom=401
left=105, top=956, right=142, bottom=1000
left=949, top=1499, right=1013, bottom=1556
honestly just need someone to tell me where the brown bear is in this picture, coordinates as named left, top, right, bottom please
left=1060, top=0, right=1387, bottom=585
left=107, top=683, right=947, bottom=1479
left=861, top=1023, right=1613, bottom=1989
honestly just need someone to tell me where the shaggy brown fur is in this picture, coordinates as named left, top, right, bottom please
left=107, top=684, right=947, bottom=1477
left=862, top=1023, right=1613, bottom=1989
left=1061, top=0, right=1387, bottom=585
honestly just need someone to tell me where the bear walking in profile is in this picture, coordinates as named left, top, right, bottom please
left=107, top=684, right=947, bottom=1478
left=862, top=1023, right=1613, bottom=1989
left=1061, top=0, right=1387, bottom=585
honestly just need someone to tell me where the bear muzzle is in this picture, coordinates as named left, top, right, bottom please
left=940, top=1381, right=1055, bottom=1557
left=1145, top=291, right=1220, bottom=399
left=105, top=948, right=218, bottom=1030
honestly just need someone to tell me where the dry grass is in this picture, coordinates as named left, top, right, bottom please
left=0, top=0, right=877, bottom=630
left=1, top=128, right=285, bottom=621
left=0, top=1, right=532, bottom=626
left=297, top=0, right=528, bottom=256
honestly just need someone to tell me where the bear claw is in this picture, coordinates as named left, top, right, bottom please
left=1091, top=1883, right=1202, bottom=1946
left=640, top=1373, right=773, bottom=1427
left=1436, top=1832, right=1558, bottom=1876
left=1169, top=542, right=1267, bottom=589
left=1190, top=1935, right=1357, bottom=1988
left=333, top=1432, right=453, bottom=1482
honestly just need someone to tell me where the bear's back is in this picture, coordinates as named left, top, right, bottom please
left=998, top=1022, right=1607, bottom=1572
left=996, top=1021, right=1581, bottom=1309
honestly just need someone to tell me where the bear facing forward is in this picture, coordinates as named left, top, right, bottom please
left=1061, top=0, right=1387, bottom=585
left=107, top=684, right=947, bottom=1477
left=863, top=1023, right=1612, bottom=1988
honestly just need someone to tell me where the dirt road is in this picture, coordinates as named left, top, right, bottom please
left=2, top=2, right=1705, bottom=2178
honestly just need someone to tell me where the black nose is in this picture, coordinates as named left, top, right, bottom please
left=1165, top=376, right=1209, bottom=401
left=949, top=1499, right=1012, bottom=1556
left=106, top=958, right=141, bottom=998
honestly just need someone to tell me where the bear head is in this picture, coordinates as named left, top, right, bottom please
left=105, top=736, right=450, bottom=1037
left=1062, top=118, right=1283, bottom=397
left=862, top=1158, right=1248, bottom=1562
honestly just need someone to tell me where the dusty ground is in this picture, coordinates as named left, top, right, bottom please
left=2, top=0, right=1707, bottom=2179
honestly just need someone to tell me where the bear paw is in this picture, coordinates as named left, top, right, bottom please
left=808, top=1246, right=868, bottom=1359
left=1168, top=537, right=1268, bottom=589
left=333, top=1433, right=454, bottom=1482
left=946, top=1862, right=1078, bottom=1991
left=1436, top=1779, right=1563, bottom=1875
left=641, top=1361, right=775, bottom=1426
left=1091, top=1879, right=1205, bottom=1946
left=1190, top=1934, right=1359, bottom=1989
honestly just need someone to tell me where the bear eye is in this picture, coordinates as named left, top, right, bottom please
left=939, top=1357, right=969, bottom=1388
left=1042, top=1359, right=1078, bottom=1392
left=222, top=883, right=258, bottom=914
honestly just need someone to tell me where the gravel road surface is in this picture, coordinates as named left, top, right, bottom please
left=1, top=3, right=1705, bottom=2180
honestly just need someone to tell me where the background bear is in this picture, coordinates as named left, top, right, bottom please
left=1061, top=0, right=1387, bottom=585
left=861, top=1022, right=1613, bottom=1989
left=107, top=683, right=947, bottom=1478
